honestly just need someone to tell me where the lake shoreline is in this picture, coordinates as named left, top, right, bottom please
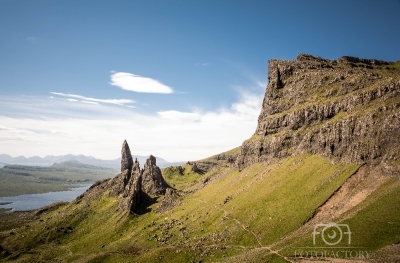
left=0, top=184, right=91, bottom=212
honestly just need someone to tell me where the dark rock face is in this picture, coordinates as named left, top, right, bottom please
left=177, top=166, right=184, bottom=175
left=191, top=162, right=200, bottom=173
left=109, top=145, right=169, bottom=213
left=157, top=188, right=181, bottom=213
left=121, top=140, right=133, bottom=173
left=141, top=155, right=168, bottom=195
left=236, top=54, right=400, bottom=170
left=119, top=160, right=142, bottom=211
left=109, top=169, right=130, bottom=196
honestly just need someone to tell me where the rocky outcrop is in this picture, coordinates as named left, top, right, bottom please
left=141, top=155, right=168, bottom=195
left=119, top=160, right=142, bottom=211
left=156, top=188, right=181, bottom=213
left=236, top=54, right=400, bottom=170
left=191, top=162, right=200, bottom=173
left=109, top=141, right=170, bottom=213
left=109, top=169, right=130, bottom=196
left=185, top=148, right=240, bottom=174
left=121, top=140, right=133, bottom=173
left=163, top=166, right=185, bottom=176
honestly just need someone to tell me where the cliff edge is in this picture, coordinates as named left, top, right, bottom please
left=236, top=54, right=400, bottom=171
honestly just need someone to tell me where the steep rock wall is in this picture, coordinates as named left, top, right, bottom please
left=236, top=54, right=400, bottom=170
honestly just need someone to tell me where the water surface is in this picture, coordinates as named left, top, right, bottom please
left=0, top=184, right=91, bottom=212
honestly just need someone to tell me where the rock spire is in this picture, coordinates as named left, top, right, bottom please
left=110, top=141, right=169, bottom=213
left=141, top=155, right=168, bottom=195
left=121, top=140, right=133, bottom=173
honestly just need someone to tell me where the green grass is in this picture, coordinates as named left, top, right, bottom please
left=276, top=176, right=400, bottom=260
left=3, top=153, right=400, bottom=262
left=184, top=154, right=358, bottom=245
left=162, top=164, right=203, bottom=190
left=343, top=179, right=400, bottom=250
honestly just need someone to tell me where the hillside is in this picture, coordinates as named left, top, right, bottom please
left=0, top=54, right=399, bottom=263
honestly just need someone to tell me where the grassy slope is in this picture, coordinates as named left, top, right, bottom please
left=1, top=153, right=372, bottom=263
left=275, top=177, right=400, bottom=260
left=162, top=163, right=203, bottom=190
left=1, top=153, right=399, bottom=262
left=0, top=162, right=116, bottom=197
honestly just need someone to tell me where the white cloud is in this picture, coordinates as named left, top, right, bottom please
left=67, top=98, right=78, bottom=102
left=157, top=111, right=201, bottom=122
left=51, top=92, right=134, bottom=106
left=81, top=101, right=99, bottom=105
left=0, top=89, right=263, bottom=162
left=231, top=91, right=263, bottom=116
left=110, top=72, right=174, bottom=94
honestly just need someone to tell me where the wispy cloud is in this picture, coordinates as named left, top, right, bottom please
left=50, top=92, right=134, bottom=106
left=110, top=72, right=174, bottom=94
left=81, top=101, right=99, bottom=105
left=157, top=111, right=201, bottom=122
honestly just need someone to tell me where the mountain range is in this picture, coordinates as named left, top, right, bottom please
left=0, top=154, right=182, bottom=170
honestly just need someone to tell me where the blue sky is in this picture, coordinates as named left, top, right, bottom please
left=1, top=0, right=400, bottom=161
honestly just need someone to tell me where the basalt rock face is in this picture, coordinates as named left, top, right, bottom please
left=156, top=188, right=181, bottom=213
left=236, top=54, right=400, bottom=170
left=121, top=140, right=133, bottom=173
left=141, top=155, right=168, bottom=195
left=109, top=169, right=130, bottom=196
left=109, top=141, right=169, bottom=213
left=119, top=160, right=142, bottom=211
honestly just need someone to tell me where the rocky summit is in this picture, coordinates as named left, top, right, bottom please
left=110, top=140, right=169, bottom=212
left=236, top=54, right=400, bottom=171
left=120, top=139, right=133, bottom=173
left=141, top=155, right=168, bottom=195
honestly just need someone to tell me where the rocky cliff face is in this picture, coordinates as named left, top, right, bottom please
left=110, top=141, right=169, bottom=212
left=119, top=160, right=142, bottom=211
left=141, top=155, right=168, bottom=195
left=121, top=140, right=133, bottom=173
left=236, top=54, right=400, bottom=170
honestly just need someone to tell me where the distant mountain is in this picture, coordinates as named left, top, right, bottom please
left=0, top=154, right=183, bottom=170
